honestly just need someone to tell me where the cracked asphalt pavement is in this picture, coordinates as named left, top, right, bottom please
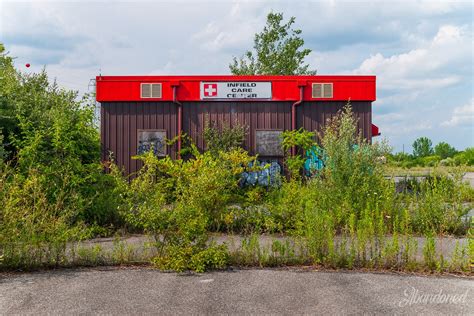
left=1, top=268, right=472, bottom=315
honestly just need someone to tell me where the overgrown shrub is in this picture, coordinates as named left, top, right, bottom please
left=115, top=147, right=258, bottom=271
left=0, top=46, right=122, bottom=269
left=281, top=128, right=316, bottom=179
left=0, top=165, right=91, bottom=269
left=318, top=104, right=391, bottom=220
left=1, top=62, right=122, bottom=227
left=203, top=118, right=248, bottom=155
left=453, top=147, right=474, bottom=166
left=153, top=244, right=229, bottom=273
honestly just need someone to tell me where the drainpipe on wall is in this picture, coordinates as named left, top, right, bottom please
left=172, top=83, right=182, bottom=159
left=291, top=83, right=305, bottom=156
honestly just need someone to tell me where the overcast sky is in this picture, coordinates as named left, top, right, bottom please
left=1, top=0, right=472, bottom=152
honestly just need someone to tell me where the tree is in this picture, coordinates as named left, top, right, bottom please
left=0, top=43, right=121, bottom=225
left=0, top=43, right=18, bottom=160
left=229, top=12, right=316, bottom=75
left=434, top=142, right=457, bottom=159
left=412, top=137, right=433, bottom=158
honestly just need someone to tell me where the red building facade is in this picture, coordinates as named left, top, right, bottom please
left=96, top=75, right=377, bottom=175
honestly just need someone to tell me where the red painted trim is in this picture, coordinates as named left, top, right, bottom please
left=372, top=123, right=381, bottom=137
left=291, top=86, right=304, bottom=156
left=172, top=86, right=182, bottom=159
left=96, top=75, right=376, bottom=102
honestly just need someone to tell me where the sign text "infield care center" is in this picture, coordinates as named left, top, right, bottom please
left=200, top=82, right=272, bottom=100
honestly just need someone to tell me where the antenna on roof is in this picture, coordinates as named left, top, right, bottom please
left=88, top=78, right=96, bottom=92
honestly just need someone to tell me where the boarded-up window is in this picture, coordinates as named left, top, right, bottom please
left=255, top=130, right=283, bottom=156
left=137, top=129, right=167, bottom=156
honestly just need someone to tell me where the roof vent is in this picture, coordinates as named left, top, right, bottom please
left=312, top=83, right=333, bottom=99
left=141, top=83, right=162, bottom=98
left=323, top=83, right=333, bottom=98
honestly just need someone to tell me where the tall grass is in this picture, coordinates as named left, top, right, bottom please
left=0, top=165, right=90, bottom=269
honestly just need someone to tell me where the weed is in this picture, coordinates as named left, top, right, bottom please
left=153, top=244, right=229, bottom=273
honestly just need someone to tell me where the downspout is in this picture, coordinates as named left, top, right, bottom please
left=291, top=85, right=305, bottom=156
left=172, top=84, right=182, bottom=159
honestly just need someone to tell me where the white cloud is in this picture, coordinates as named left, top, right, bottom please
left=353, top=22, right=472, bottom=150
left=354, top=25, right=470, bottom=91
left=190, top=2, right=267, bottom=52
left=374, top=111, right=433, bottom=137
left=191, top=21, right=255, bottom=52
left=441, top=98, right=474, bottom=127
left=432, top=24, right=463, bottom=44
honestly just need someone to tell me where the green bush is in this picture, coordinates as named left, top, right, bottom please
left=318, top=104, right=391, bottom=218
left=0, top=165, right=91, bottom=269
left=115, top=147, right=257, bottom=271
left=440, top=157, right=456, bottom=166
left=153, top=244, right=229, bottom=273
left=265, top=180, right=315, bottom=233
left=0, top=45, right=122, bottom=269
left=388, top=144, right=470, bottom=168
left=0, top=58, right=121, bottom=227
left=203, top=118, right=248, bottom=156
left=453, top=148, right=474, bottom=166
left=281, top=128, right=316, bottom=179
left=421, top=155, right=441, bottom=167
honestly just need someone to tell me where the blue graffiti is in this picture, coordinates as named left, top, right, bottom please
left=137, top=138, right=165, bottom=156
left=240, top=160, right=282, bottom=187
left=304, top=146, right=325, bottom=176
left=303, top=144, right=375, bottom=177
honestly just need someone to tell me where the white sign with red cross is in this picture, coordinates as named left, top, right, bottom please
left=200, top=82, right=272, bottom=100
left=203, top=83, right=218, bottom=97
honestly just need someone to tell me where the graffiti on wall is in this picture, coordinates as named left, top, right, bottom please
left=137, top=130, right=167, bottom=156
left=304, top=146, right=325, bottom=176
left=240, top=160, right=282, bottom=187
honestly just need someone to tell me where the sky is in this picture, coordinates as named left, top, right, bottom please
left=1, top=0, right=473, bottom=152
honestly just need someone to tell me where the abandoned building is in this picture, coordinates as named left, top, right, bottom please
left=96, top=75, right=378, bottom=175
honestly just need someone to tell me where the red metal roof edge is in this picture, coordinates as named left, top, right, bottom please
left=96, top=75, right=376, bottom=82
left=96, top=75, right=376, bottom=102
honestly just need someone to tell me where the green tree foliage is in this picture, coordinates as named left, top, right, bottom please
left=388, top=144, right=473, bottom=168
left=0, top=44, right=120, bottom=228
left=454, top=147, right=474, bottom=166
left=412, top=137, right=433, bottom=158
left=434, top=142, right=457, bottom=159
left=0, top=43, right=19, bottom=160
left=229, top=12, right=316, bottom=75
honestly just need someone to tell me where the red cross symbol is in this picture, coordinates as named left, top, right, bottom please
left=204, top=83, right=218, bottom=97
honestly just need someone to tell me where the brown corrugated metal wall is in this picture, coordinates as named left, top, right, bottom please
left=183, top=102, right=293, bottom=157
left=101, top=101, right=372, bottom=175
left=297, top=101, right=372, bottom=141
left=101, top=102, right=178, bottom=174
